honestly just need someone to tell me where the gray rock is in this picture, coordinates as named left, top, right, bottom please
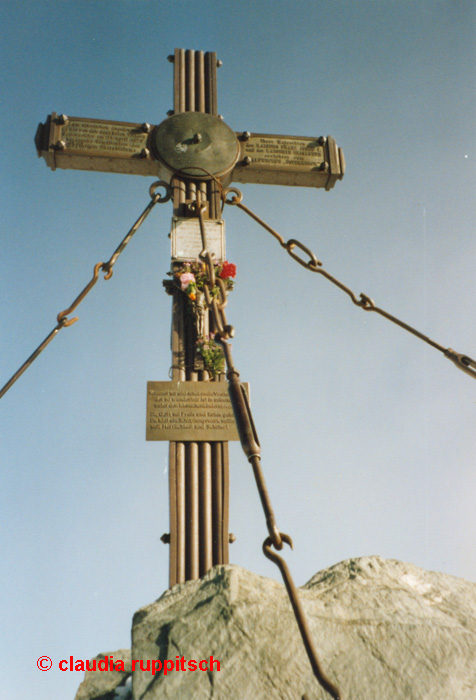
left=74, top=649, right=132, bottom=700
left=75, top=557, right=476, bottom=699
left=130, top=557, right=476, bottom=700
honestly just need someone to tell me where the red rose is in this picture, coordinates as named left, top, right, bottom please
left=219, top=261, right=236, bottom=279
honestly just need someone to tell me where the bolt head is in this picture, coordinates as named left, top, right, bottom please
left=140, top=147, right=150, bottom=158
left=243, top=156, right=252, bottom=165
left=193, top=133, right=202, bottom=143
left=241, top=131, right=251, bottom=141
left=318, top=136, right=326, bottom=146
left=141, top=122, right=151, bottom=134
left=217, top=59, right=223, bottom=67
left=167, top=110, right=174, bottom=117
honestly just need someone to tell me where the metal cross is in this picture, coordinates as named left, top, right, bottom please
left=35, top=48, right=344, bottom=588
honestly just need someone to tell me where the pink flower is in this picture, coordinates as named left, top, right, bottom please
left=180, top=272, right=196, bottom=291
left=219, top=261, right=236, bottom=279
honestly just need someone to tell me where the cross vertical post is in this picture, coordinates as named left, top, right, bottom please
left=167, top=49, right=230, bottom=586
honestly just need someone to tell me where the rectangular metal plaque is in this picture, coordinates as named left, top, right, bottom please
left=146, top=381, right=247, bottom=441
left=233, top=133, right=344, bottom=190
left=61, top=119, right=147, bottom=156
left=244, top=135, right=325, bottom=170
left=171, top=218, right=225, bottom=262
left=36, top=114, right=162, bottom=176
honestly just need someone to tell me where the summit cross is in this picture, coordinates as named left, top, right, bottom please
left=35, top=48, right=345, bottom=587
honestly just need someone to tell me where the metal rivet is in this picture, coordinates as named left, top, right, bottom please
left=140, top=148, right=150, bottom=158
left=218, top=114, right=224, bottom=121
left=167, top=55, right=175, bottom=63
left=167, top=110, right=174, bottom=117
left=318, top=136, right=326, bottom=146
left=55, top=140, right=66, bottom=150
left=217, top=59, right=223, bottom=67
left=243, top=156, right=252, bottom=165
left=141, top=122, right=151, bottom=134
left=161, top=533, right=170, bottom=544
left=319, top=162, right=328, bottom=171
left=241, top=131, right=251, bottom=141
left=193, top=133, right=202, bottom=143
left=55, top=114, right=69, bottom=125
left=229, top=533, right=236, bottom=544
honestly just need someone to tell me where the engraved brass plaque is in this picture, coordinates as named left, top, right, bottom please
left=146, top=381, right=247, bottom=441
left=62, top=118, right=147, bottom=155
left=244, top=135, right=325, bottom=170
left=233, top=133, right=344, bottom=190
left=171, top=218, right=225, bottom=262
left=35, top=114, right=160, bottom=176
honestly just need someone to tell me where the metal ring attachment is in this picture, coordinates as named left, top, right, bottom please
left=222, top=187, right=243, bottom=205
left=149, top=180, right=172, bottom=203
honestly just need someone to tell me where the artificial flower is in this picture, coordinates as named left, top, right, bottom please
left=180, top=272, right=196, bottom=291
left=219, top=261, right=236, bottom=279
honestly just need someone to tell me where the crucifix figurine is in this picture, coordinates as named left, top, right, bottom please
left=35, top=47, right=345, bottom=589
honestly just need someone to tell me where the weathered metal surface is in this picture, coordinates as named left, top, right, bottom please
left=167, top=49, right=230, bottom=587
left=233, top=133, right=345, bottom=189
left=35, top=114, right=158, bottom=176
left=171, top=217, right=225, bottom=262
left=153, top=112, right=239, bottom=179
left=36, top=114, right=344, bottom=190
left=146, top=381, right=246, bottom=442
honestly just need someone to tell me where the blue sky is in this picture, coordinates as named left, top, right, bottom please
left=1, top=2, right=475, bottom=699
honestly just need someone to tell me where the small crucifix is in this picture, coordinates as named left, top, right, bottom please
left=35, top=48, right=344, bottom=588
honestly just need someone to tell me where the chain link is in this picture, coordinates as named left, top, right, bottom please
left=0, top=181, right=171, bottom=400
left=223, top=187, right=476, bottom=381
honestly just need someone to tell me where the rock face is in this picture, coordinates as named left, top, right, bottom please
left=76, top=556, right=476, bottom=700
left=74, top=649, right=131, bottom=700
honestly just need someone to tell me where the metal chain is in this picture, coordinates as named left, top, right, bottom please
left=222, top=187, right=476, bottom=381
left=190, top=193, right=342, bottom=700
left=0, top=181, right=172, bottom=400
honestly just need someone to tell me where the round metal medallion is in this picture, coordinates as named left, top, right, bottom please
left=153, top=112, right=239, bottom=179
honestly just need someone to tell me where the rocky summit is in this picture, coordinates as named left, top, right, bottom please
left=74, top=556, right=476, bottom=700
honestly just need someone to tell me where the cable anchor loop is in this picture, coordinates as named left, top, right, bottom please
left=222, top=186, right=243, bottom=205
left=148, top=180, right=172, bottom=203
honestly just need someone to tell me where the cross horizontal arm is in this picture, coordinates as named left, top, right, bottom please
left=35, top=113, right=344, bottom=190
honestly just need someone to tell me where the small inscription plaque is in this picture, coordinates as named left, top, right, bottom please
left=244, top=135, right=324, bottom=170
left=146, top=381, right=246, bottom=441
left=171, top=218, right=225, bottom=262
left=62, top=119, right=147, bottom=156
